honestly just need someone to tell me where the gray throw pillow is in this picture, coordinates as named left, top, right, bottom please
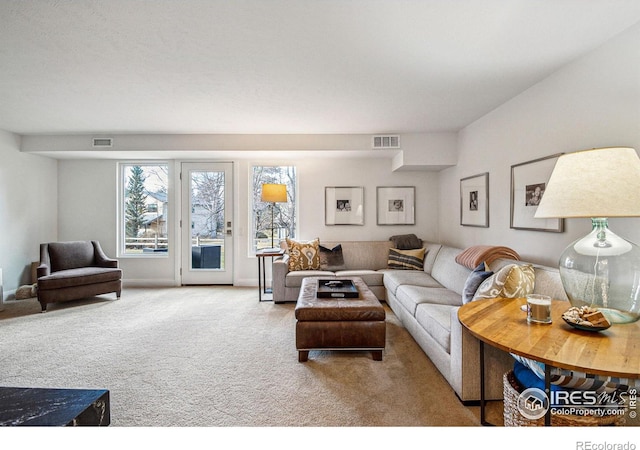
left=462, top=262, right=493, bottom=304
left=389, top=234, right=423, bottom=250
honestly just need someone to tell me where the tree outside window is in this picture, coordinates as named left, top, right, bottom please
left=190, top=170, right=225, bottom=240
left=121, top=163, right=169, bottom=255
left=252, top=166, right=296, bottom=252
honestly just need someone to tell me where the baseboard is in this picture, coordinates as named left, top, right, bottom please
left=122, top=279, right=179, bottom=288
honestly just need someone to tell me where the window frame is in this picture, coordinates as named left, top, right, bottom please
left=249, top=164, right=297, bottom=255
left=118, top=161, right=171, bottom=258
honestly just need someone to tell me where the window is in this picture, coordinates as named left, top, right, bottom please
left=120, top=163, right=169, bottom=256
left=251, top=165, right=296, bottom=253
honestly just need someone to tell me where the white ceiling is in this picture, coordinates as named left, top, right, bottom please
left=2, top=0, right=640, bottom=136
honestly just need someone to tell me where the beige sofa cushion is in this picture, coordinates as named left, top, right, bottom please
left=320, top=241, right=393, bottom=270
left=383, top=270, right=442, bottom=297
left=395, top=285, right=462, bottom=316
left=415, top=303, right=452, bottom=354
left=285, top=270, right=335, bottom=287
left=334, top=270, right=383, bottom=286
left=491, top=258, right=569, bottom=301
left=430, top=246, right=471, bottom=295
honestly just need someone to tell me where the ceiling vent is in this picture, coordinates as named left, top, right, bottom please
left=372, top=135, right=400, bottom=149
left=92, top=138, right=113, bottom=148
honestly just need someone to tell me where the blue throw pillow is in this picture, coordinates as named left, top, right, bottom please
left=511, top=353, right=639, bottom=394
left=462, top=262, right=493, bottom=304
left=513, top=360, right=562, bottom=392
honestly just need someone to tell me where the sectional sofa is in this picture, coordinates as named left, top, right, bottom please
left=272, top=239, right=569, bottom=402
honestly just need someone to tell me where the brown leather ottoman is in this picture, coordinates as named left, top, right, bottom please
left=295, top=277, right=386, bottom=362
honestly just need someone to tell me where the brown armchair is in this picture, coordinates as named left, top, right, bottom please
left=37, top=240, right=122, bottom=312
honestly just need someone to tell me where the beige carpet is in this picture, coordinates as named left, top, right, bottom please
left=0, top=286, right=503, bottom=427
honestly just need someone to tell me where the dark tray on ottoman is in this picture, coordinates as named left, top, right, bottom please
left=316, top=279, right=358, bottom=298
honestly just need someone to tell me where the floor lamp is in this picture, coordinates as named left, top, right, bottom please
left=261, top=183, right=287, bottom=252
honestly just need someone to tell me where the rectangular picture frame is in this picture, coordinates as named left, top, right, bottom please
left=325, top=186, right=364, bottom=225
left=376, top=186, right=415, bottom=225
left=510, top=154, right=564, bottom=232
left=460, top=172, right=489, bottom=227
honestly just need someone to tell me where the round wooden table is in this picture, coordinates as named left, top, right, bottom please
left=458, top=297, right=640, bottom=425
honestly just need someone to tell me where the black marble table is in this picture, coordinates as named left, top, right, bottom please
left=0, top=387, right=110, bottom=426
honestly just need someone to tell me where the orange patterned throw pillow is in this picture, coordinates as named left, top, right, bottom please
left=286, top=238, right=321, bottom=271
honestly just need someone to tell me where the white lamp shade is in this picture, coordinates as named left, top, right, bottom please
left=535, top=147, right=640, bottom=219
left=261, top=184, right=287, bottom=203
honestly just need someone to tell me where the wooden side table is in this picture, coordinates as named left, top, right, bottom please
left=458, top=297, right=640, bottom=426
left=256, top=249, right=285, bottom=302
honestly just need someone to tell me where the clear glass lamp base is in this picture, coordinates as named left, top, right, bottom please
left=559, top=218, right=640, bottom=324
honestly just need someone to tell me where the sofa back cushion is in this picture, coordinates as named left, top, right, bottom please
left=491, top=258, right=569, bottom=302
left=430, top=246, right=472, bottom=295
left=320, top=241, right=394, bottom=270
left=422, top=242, right=443, bottom=273
left=48, top=241, right=96, bottom=272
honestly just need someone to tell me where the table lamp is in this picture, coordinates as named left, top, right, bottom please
left=535, top=147, right=640, bottom=324
left=261, top=183, right=288, bottom=252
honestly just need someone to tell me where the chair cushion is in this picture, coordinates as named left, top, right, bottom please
left=38, top=267, right=122, bottom=290
left=48, top=241, right=96, bottom=272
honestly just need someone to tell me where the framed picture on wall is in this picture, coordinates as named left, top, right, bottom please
left=325, top=186, right=364, bottom=225
left=460, top=172, right=489, bottom=227
left=376, top=186, right=415, bottom=225
left=510, top=154, right=564, bottom=232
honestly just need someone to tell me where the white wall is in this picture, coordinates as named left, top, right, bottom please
left=439, top=23, right=640, bottom=267
left=31, top=22, right=640, bottom=286
left=234, top=156, right=439, bottom=286
left=0, top=130, right=58, bottom=297
left=57, top=159, right=177, bottom=286
left=57, top=155, right=438, bottom=287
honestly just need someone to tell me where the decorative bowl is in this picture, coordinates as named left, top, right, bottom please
left=561, top=306, right=611, bottom=332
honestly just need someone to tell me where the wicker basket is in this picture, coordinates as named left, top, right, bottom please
left=503, top=371, right=626, bottom=426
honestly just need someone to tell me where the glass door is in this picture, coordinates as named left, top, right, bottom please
left=180, top=162, right=233, bottom=284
